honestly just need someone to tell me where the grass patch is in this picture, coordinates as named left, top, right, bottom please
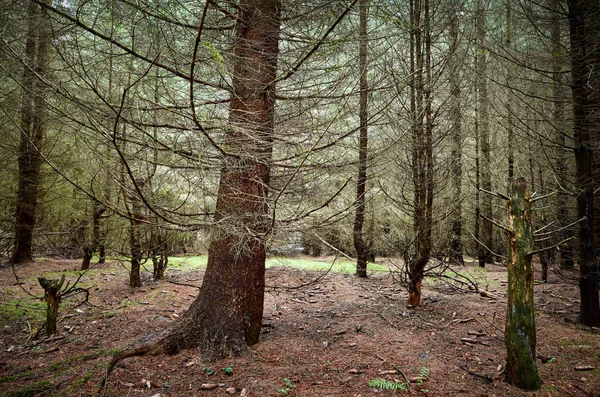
left=169, top=255, right=208, bottom=269
left=169, top=255, right=388, bottom=273
left=266, top=256, right=388, bottom=273
left=68, top=372, right=93, bottom=393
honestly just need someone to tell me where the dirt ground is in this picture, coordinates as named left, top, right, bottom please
left=1, top=257, right=599, bottom=397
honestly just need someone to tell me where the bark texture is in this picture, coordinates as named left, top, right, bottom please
left=448, top=1, right=464, bottom=266
left=504, top=178, right=541, bottom=390
left=12, top=0, right=50, bottom=264
left=354, top=0, right=369, bottom=278
left=476, top=0, right=493, bottom=267
left=407, top=0, right=433, bottom=306
left=568, top=0, right=600, bottom=327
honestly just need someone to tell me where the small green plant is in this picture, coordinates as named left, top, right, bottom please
left=418, top=367, right=430, bottom=379
left=547, top=357, right=557, bottom=363
left=222, top=363, right=234, bottom=375
left=277, top=378, right=296, bottom=395
left=202, top=367, right=215, bottom=376
left=367, top=378, right=407, bottom=391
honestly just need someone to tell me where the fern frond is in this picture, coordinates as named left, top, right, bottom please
left=418, top=367, right=430, bottom=379
left=367, top=378, right=407, bottom=391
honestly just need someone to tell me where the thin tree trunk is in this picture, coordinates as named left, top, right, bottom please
left=129, top=180, right=144, bottom=288
left=408, top=0, right=433, bottom=307
left=160, top=0, right=281, bottom=356
left=12, top=1, right=49, bottom=264
left=506, top=0, right=514, bottom=179
left=449, top=1, right=464, bottom=266
left=38, top=276, right=64, bottom=336
left=477, top=0, right=493, bottom=267
left=354, top=0, right=369, bottom=278
left=505, top=178, right=541, bottom=390
left=567, top=0, right=600, bottom=327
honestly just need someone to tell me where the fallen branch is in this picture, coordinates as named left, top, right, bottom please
left=460, top=364, right=493, bottom=383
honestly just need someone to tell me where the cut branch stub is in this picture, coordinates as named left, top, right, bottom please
left=504, top=177, right=541, bottom=390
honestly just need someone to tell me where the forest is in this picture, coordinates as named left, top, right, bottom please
left=1, top=0, right=599, bottom=396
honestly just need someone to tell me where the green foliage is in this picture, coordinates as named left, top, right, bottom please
left=202, top=367, right=215, bottom=376
left=222, top=363, right=234, bottom=375
left=367, top=378, right=407, bottom=391
left=67, top=372, right=93, bottom=393
left=277, top=378, right=296, bottom=395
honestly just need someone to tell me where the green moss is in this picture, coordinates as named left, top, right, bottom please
left=5, top=380, right=53, bottom=397
left=68, top=372, right=93, bottom=393
left=0, top=299, right=46, bottom=323
left=0, top=372, right=33, bottom=385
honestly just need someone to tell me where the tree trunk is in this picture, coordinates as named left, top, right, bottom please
left=448, top=1, right=464, bottom=266
left=160, top=0, right=281, bottom=357
left=407, top=0, right=433, bottom=307
left=354, top=0, right=369, bottom=278
left=11, top=0, right=50, bottom=265
left=504, top=178, right=541, bottom=390
left=568, top=0, right=600, bottom=327
left=549, top=0, right=575, bottom=270
left=129, top=182, right=144, bottom=288
left=477, top=0, right=493, bottom=267
left=506, top=0, right=514, bottom=179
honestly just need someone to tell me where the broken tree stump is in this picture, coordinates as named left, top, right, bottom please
left=504, top=178, right=541, bottom=390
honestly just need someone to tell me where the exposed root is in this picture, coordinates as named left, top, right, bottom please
left=99, top=341, right=168, bottom=392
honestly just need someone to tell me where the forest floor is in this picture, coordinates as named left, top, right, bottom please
left=1, top=256, right=599, bottom=397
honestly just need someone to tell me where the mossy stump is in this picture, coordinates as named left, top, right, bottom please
left=505, top=177, right=541, bottom=390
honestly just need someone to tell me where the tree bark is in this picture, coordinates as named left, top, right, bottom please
left=476, top=0, right=493, bottom=267
left=448, top=1, right=464, bottom=266
left=354, top=0, right=369, bottom=278
left=160, top=0, right=281, bottom=356
left=11, top=0, right=50, bottom=265
left=504, top=178, right=541, bottom=390
left=128, top=181, right=144, bottom=288
left=567, top=0, right=600, bottom=327
left=548, top=0, right=575, bottom=270
left=407, top=0, right=433, bottom=307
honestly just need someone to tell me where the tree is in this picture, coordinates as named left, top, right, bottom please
left=11, top=0, right=50, bottom=264
left=567, top=0, right=600, bottom=327
left=109, top=0, right=282, bottom=358
left=354, top=0, right=369, bottom=278
left=476, top=0, right=493, bottom=267
left=448, top=0, right=464, bottom=266
left=406, top=0, right=434, bottom=307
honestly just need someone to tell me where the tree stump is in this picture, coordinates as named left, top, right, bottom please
left=505, top=178, right=541, bottom=390
left=38, top=275, right=65, bottom=336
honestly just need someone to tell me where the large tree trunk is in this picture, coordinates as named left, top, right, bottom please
left=160, top=0, right=281, bottom=356
left=549, top=0, right=575, bottom=270
left=504, top=178, right=541, bottom=390
left=448, top=1, right=464, bottom=266
left=11, top=0, right=50, bottom=264
left=354, top=0, right=369, bottom=278
left=568, top=0, right=600, bottom=327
